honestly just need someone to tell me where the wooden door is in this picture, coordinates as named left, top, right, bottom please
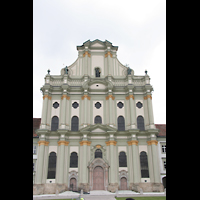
left=120, top=177, right=127, bottom=190
left=70, top=178, right=77, bottom=191
left=93, top=166, right=104, bottom=190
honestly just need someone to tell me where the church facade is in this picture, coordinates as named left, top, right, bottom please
left=33, top=39, right=164, bottom=194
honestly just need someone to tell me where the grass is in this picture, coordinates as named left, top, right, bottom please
left=46, top=197, right=166, bottom=200
left=115, top=197, right=166, bottom=200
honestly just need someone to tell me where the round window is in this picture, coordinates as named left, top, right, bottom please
left=136, top=102, right=143, bottom=109
left=95, top=102, right=101, bottom=109
left=72, top=102, right=79, bottom=109
left=117, top=101, right=124, bottom=109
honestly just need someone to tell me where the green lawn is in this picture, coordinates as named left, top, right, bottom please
left=47, top=196, right=166, bottom=200
left=115, top=197, right=166, bottom=200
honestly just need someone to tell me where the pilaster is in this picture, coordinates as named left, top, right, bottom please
left=126, top=86, right=137, bottom=129
left=147, top=138, right=160, bottom=183
left=106, top=91, right=115, bottom=126
left=60, top=84, right=70, bottom=130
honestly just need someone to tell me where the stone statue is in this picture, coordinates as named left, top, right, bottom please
left=127, top=67, right=132, bottom=75
left=64, top=66, right=68, bottom=74
left=95, top=67, right=101, bottom=77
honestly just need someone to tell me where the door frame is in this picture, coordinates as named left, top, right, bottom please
left=88, top=158, right=109, bottom=190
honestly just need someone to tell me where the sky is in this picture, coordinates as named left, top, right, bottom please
left=33, top=0, right=166, bottom=124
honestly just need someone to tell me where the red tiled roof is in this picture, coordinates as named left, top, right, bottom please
left=33, top=118, right=41, bottom=137
left=155, top=124, right=166, bottom=137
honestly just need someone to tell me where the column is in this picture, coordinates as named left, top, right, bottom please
left=79, top=139, right=91, bottom=192
left=57, top=140, right=69, bottom=184
left=147, top=140, right=160, bottom=183
left=60, top=93, right=70, bottom=129
left=126, top=93, right=137, bottom=129
left=127, top=140, right=140, bottom=183
left=81, top=93, right=90, bottom=126
left=144, top=93, right=155, bottom=129
left=35, top=140, right=49, bottom=184
left=106, top=139, right=118, bottom=192
left=41, top=95, right=49, bottom=129
left=106, top=93, right=115, bottom=126
left=105, top=50, right=113, bottom=75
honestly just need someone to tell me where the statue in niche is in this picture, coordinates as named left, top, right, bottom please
left=95, top=67, right=101, bottom=77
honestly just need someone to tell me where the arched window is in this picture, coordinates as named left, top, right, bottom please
left=71, top=116, right=79, bottom=131
left=117, top=116, right=125, bottom=131
left=94, top=115, right=102, bottom=124
left=140, top=151, right=149, bottom=178
left=47, top=152, right=57, bottom=179
left=137, top=116, right=145, bottom=131
left=70, top=152, right=78, bottom=168
left=95, top=149, right=102, bottom=158
left=119, top=151, right=127, bottom=167
left=51, top=116, right=59, bottom=131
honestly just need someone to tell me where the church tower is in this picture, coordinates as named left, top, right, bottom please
left=33, top=39, right=164, bottom=194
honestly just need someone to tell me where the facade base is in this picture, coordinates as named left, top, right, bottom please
left=33, top=183, right=68, bottom=195
left=108, top=183, right=118, bottom=193
left=129, top=182, right=164, bottom=192
left=78, top=183, right=90, bottom=193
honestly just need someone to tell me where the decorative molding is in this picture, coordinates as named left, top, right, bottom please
left=96, top=145, right=101, bottom=149
left=57, top=140, right=69, bottom=146
left=144, top=95, right=152, bottom=100
left=43, top=95, right=52, bottom=100
left=83, top=51, right=91, bottom=57
left=105, top=140, right=117, bottom=146
left=127, top=140, right=138, bottom=146
left=126, top=95, right=134, bottom=100
left=81, top=95, right=91, bottom=100
left=79, top=140, right=91, bottom=146
left=105, top=95, right=115, bottom=100
left=105, top=52, right=113, bottom=58
left=147, top=140, right=158, bottom=145
left=38, top=141, right=49, bottom=146
left=61, top=94, right=70, bottom=100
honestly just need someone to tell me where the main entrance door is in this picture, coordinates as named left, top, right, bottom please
left=120, top=177, right=127, bottom=190
left=93, top=166, right=104, bottom=190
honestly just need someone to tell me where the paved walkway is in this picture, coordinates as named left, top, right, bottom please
left=33, top=190, right=165, bottom=200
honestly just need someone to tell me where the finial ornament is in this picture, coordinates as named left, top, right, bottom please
left=47, top=69, right=50, bottom=74
left=145, top=69, right=148, bottom=75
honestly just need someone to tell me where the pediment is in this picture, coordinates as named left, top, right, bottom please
left=80, top=124, right=117, bottom=133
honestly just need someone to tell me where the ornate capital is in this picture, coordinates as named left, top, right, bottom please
left=144, top=95, right=152, bottom=100
left=81, top=95, right=91, bottom=100
left=147, top=140, right=158, bottom=145
left=61, top=95, right=70, bottom=100
left=127, top=140, right=138, bottom=146
left=105, top=140, right=117, bottom=146
left=126, top=95, right=134, bottom=100
left=38, top=141, right=49, bottom=146
left=43, top=95, right=52, bottom=100
left=83, top=51, right=91, bottom=57
left=106, top=95, right=115, bottom=100
left=105, top=52, right=113, bottom=58
left=79, top=140, right=91, bottom=146
left=57, top=140, right=69, bottom=146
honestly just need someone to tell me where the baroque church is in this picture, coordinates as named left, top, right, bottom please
left=33, top=39, right=165, bottom=195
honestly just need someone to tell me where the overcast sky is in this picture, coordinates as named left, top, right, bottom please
left=33, top=0, right=166, bottom=124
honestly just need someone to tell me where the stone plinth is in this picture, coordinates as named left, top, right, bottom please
left=108, top=183, right=118, bottom=193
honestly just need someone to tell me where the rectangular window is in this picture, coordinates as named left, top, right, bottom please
left=163, top=161, right=166, bottom=170
left=33, top=163, right=35, bottom=171
left=33, top=146, right=37, bottom=154
left=162, top=145, right=166, bottom=153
